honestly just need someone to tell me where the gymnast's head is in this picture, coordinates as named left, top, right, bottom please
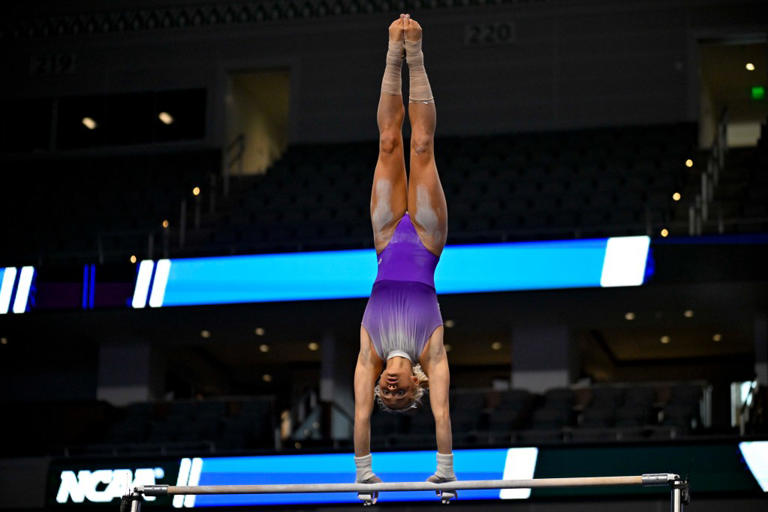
left=374, top=360, right=428, bottom=413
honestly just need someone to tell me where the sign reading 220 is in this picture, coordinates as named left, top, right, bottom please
left=464, top=22, right=516, bottom=46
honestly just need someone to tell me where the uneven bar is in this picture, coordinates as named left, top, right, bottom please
left=139, top=473, right=678, bottom=496
left=125, top=473, right=689, bottom=512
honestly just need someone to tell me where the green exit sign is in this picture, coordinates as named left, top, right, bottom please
left=752, top=86, right=765, bottom=100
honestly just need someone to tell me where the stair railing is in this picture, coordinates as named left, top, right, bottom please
left=223, top=133, right=245, bottom=198
left=689, top=108, right=728, bottom=235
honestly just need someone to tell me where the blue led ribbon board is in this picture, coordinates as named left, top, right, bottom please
left=132, top=236, right=650, bottom=308
left=739, top=441, right=768, bottom=492
left=172, top=448, right=538, bottom=507
left=0, top=265, right=35, bottom=314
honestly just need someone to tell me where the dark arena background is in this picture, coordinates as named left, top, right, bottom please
left=1, top=0, right=768, bottom=511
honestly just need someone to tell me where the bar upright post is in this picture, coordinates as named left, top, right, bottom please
left=671, top=485, right=682, bottom=512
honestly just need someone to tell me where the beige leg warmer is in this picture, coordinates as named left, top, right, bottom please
left=381, top=39, right=404, bottom=96
left=405, top=37, right=434, bottom=103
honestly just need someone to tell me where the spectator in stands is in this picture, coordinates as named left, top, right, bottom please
left=353, top=15, right=455, bottom=500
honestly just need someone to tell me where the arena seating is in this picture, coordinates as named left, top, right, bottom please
left=2, top=123, right=703, bottom=266
left=0, top=150, right=218, bottom=266
left=205, top=122, right=697, bottom=255
left=7, top=118, right=766, bottom=267
left=1, top=381, right=709, bottom=456
left=705, top=145, right=768, bottom=232
left=2, top=396, right=278, bottom=457
left=104, top=396, right=278, bottom=454
left=369, top=381, right=707, bottom=449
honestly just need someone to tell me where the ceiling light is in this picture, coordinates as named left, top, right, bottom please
left=130, top=255, right=137, bottom=264
left=491, top=341, right=502, bottom=350
left=254, top=327, right=265, bottom=336
left=685, top=159, right=693, bottom=168
left=308, top=341, right=319, bottom=351
left=162, top=219, right=169, bottom=229
left=660, top=335, right=670, bottom=344
left=259, top=343, right=270, bottom=353
left=624, top=312, right=636, bottom=321
left=262, top=373, right=272, bottom=382
left=158, top=111, right=174, bottom=125
left=746, top=62, right=755, bottom=71
left=660, top=228, right=669, bottom=237
left=444, top=344, right=452, bottom=352
left=683, top=309, right=694, bottom=318
left=672, top=192, right=681, bottom=201
left=713, top=333, right=722, bottom=342
left=192, top=186, right=201, bottom=196
left=0, top=337, right=7, bottom=345
left=200, top=329, right=211, bottom=338
left=444, top=319, right=455, bottom=328
left=82, top=117, right=98, bottom=130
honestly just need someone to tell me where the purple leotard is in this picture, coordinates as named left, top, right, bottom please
left=361, top=213, right=443, bottom=361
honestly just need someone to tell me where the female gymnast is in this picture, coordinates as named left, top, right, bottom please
left=353, top=14, right=454, bottom=498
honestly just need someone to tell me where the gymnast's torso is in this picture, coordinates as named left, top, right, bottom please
left=361, top=212, right=443, bottom=362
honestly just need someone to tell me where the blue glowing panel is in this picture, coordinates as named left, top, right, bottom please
left=739, top=441, right=768, bottom=492
left=160, top=250, right=377, bottom=306
left=187, top=449, right=525, bottom=507
left=139, top=237, right=650, bottom=307
left=436, top=239, right=607, bottom=293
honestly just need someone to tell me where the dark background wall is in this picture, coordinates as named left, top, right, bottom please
left=2, top=0, right=765, bottom=146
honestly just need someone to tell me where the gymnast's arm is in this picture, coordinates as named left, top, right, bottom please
left=422, top=329, right=452, bottom=455
left=354, top=326, right=382, bottom=458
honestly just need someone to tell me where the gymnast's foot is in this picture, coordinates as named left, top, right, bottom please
left=389, top=14, right=406, bottom=47
left=403, top=13, right=422, bottom=44
left=380, top=15, right=406, bottom=97
left=402, top=15, right=434, bottom=104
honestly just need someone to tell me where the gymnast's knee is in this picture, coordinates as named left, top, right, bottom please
left=411, top=134, right=433, bottom=155
left=379, top=132, right=401, bottom=154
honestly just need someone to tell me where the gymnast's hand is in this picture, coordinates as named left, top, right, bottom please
left=427, top=474, right=457, bottom=484
left=427, top=452, right=457, bottom=502
left=427, top=474, right=457, bottom=504
left=357, top=474, right=382, bottom=506
left=354, top=454, right=382, bottom=505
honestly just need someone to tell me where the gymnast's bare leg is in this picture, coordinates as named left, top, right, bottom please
left=352, top=15, right=409, bottom=503
left=370, top=18, right=408, bottom=253
left=402, top=15, right=454, bottom=493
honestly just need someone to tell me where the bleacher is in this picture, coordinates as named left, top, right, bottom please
left=2, top=396, right=278, bottom=457
left=1, top=123, right=702, bottom=266
left=206, top=123, right=697, bottom=254
left=0, top=149, right=218, bottom=266
left=1, top=381, right=711, bottom=457
left=707, top=146, right=768, bottom=232
left=370, top=381, right=708, bottom=449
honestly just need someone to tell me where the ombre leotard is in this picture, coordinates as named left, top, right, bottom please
left=361, top=212, right=443, bottom=361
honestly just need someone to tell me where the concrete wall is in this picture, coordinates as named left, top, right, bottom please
left=2, top=1, right=766, bottom=146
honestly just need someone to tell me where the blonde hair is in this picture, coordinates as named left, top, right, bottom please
left=374, top=363, right=429, bottom=413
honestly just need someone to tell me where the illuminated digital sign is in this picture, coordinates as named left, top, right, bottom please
left=739, top=441, right=768, bottom=492
left=0, top=265, right=35, bottom=314
left=50, top=459, right=183, bottom=508
left=173, top=449, right=536, bottom=507
left=48, top=442, right=768, bottom=508
left=132, top=236, right=651, bottom=308
left=49, top=449, right=536, bottom=507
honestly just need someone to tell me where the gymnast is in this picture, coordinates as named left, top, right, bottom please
left=354, top=14, right=454, bottom=500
